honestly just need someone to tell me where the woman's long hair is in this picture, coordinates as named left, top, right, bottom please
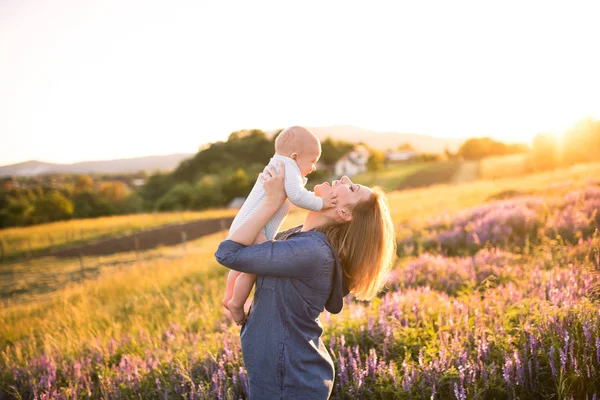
left=316, top=186, right=396, bottom=300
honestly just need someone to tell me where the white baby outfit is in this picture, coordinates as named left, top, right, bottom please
left=229, top=154, right=324, bottom=240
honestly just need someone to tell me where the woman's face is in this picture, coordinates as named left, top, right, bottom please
left=314, top=176, right=373, bottom=213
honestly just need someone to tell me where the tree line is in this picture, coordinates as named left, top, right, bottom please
left=0, top=131, right=357, bottom=228
left=3, top=120, right=597, bottom=229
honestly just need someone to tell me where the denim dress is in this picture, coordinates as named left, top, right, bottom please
left=215, top=226, right=348, bottom=400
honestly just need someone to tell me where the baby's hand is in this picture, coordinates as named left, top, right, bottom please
left=322, top=192, right=338, bottom=209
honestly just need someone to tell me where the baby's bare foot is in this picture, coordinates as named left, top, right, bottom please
left=227, top=300, right=247, bottom=326
left=222, top=298, right=230, bottom=310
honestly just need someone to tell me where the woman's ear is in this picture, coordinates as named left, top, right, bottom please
left=290, top=152, right=298, bottom=161
left=337, top=207, right=352, bottom=222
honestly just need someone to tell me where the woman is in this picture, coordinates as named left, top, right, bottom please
left=215, top=162, right=396, bottom=399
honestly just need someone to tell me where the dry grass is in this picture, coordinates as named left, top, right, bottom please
left=479, top=153, right=528, bottom=180
left=0, top=209, right=237, bottom=260
left=2, top=162, right=599, bottom=363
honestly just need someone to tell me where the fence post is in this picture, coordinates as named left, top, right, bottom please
left=79, top=253, right=85, bottom=281
left=27, top=238, right=32, bottom=259
left=135, top=237, right=141, bottom=264
left=181, top=231, right=187, bottom=254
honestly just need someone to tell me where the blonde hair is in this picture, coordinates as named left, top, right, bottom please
left=316, top=187, right=396, bottom=300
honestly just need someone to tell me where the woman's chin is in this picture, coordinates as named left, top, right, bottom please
left=314, top=182, right=332, bottom=198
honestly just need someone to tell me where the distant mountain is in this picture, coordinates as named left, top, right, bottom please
left=2, top=126, right=466, bottom=177
left=0, top=153, right=194, bottom=178
left=307, top=126, right=466, bottom=153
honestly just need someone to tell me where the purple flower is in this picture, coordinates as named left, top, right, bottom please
left=549, top=346, right=557, bottom=378
left=454, top=381, right=466, bottom=400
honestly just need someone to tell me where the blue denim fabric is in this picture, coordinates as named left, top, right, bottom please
left=215, top=227, right=348, bottom=400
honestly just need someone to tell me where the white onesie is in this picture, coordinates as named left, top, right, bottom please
left=228, top=154, right=324, bottom=240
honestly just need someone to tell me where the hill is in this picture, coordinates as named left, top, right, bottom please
left=306, top=125, right=465, bottom=153
left=0, top=153, right=194, bottom=177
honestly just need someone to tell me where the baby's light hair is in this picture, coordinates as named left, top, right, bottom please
left=275, top=126, right=320, bottom=156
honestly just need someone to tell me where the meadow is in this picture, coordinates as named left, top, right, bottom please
left=1, top=163, right=600, bottom=399
left=479, top=154, right=528, bottom=181
left=350, top=162, right=434, bottom=190
left=0, top=209, right=236, bottom=262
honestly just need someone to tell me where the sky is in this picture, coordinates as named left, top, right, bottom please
left=1, top=0, right=599, bottom=165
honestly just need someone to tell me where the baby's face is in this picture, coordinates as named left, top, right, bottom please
left=295, top=144, right=321, bottom=177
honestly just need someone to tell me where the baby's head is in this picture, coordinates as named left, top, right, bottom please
left=275, top=126, right=321, bottom=177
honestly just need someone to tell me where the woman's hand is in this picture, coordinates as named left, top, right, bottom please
left=260, top=162, right=287, bottom=207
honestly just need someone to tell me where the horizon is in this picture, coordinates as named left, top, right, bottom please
left=1, top=123, right=530, bottom=167
left=1, top=1, right=599, bottom=165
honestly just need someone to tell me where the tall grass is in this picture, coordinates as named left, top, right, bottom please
left=1, top=163, right=600, bottom=399
left=351, top=162, right=433, bottom=190
left=0, top=209, right=236, bottom=261
left=479, top=153, right=528, bottom=181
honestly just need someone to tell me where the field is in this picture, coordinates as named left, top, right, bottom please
left=0, top=209, right=237, bottom=262
left=479, top=153, right=528, bottom=181
left=351, top=162, right=434, bottom=191
left=2, top=163, right=600, bottom=399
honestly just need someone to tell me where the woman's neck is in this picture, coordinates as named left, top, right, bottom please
left=301, top=211, right=333, bottom=231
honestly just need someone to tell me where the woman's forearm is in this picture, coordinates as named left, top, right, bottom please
left=226, top=200, right=282, bottom=245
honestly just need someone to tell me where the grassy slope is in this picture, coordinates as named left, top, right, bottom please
left=0, top=209, right=237, bottom=261
left=350, top=162, right=433, bottom=190
left=1, top=162, right=600, bottom=398
left=479, top=153, right=528, bottom=180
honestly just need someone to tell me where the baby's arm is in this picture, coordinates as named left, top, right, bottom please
left=284, top=168, right=335, bottom=211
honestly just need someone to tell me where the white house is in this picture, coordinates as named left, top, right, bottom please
left=334, top=145, right=370, bottom=177
left=385, top=150, right=419, bottom=163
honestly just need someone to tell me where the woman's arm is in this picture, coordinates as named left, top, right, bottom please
left=226, top=162, right=287, bottom=246
left=215, top=234, right=332, bottom=278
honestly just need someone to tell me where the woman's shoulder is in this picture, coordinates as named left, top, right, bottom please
left=276, top=225, right=328, bottom=243
left=275, top=226, right=335, bottom=259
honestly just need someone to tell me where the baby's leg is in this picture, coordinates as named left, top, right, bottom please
left=255, top=231, right=267, bottom=244
left=228, top=272, right=257, bottom=325
left=222, top=269, right=241, bottom=309
left=227, top=232, right=266, bottom=324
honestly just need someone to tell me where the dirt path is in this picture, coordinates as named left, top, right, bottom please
left=398, top=162, right=461, bottom=190
left=450, top=161, right=480, bottom=184
left=45, top=217, right=234, bottom=258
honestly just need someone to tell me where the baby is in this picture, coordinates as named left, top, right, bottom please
left=223, top=126, right=337, bottom=324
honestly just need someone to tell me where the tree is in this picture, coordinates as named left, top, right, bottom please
left=367, top=150, right=385, bottom=172
left=156, top=183, right=195, bottom=211
left=397, top=142, right=415, bottom=151
left=74, top=175, right=94, bottom=192
left=561, top=118, right=600, bottom=165
left=31, top=191, right=73, bottom=224
left=139, top=172, right=172, bottom=208
left=98, top=182, right=129, bottom=205
left=192, top=175, right=225, bottom=209
left=530, top=133, right=559, bottom=171
left=444, top=145, right=456, bottom=160
left=122, top=192, right=145, bottom=214
left=320, top=138, right=355, bottom=166
left=457, top=137, right=526, bottom=160
left=72, top=191, right=115, bottom=218
left=222, top=169, right=250, bottom=203
left=172, top=129, right=273, bottom=182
